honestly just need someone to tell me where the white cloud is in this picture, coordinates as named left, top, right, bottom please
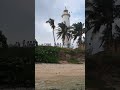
left=35, top=0, right=85, bottom=47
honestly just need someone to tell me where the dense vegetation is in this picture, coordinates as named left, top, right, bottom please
left=0, top=48, right=34, bottom=88
left=35, top=46, right=60, bottom=63
left=35, top=46, right=85, bottom=64
left=0, top=45, right=84, bottom=88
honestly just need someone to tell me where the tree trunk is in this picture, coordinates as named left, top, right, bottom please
left=52, top=29, right=56, bottom=46
left=62, top=39, right=64, bottom=48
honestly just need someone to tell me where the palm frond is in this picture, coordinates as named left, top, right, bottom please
left=46, top=20, right=49, bottom=23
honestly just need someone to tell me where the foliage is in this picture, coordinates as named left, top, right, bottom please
left=57, top=22, right=72, bottom=47
left=67, top=58, right=79, bottom=64
left=0, top=48, right=34, bottom=87
left=72, top=22, right=85, bottom=46
left=56, top=22, right=85, bottom=48
left=86, top=0, right=120, bottom=52
left=46, top=18, right=55, bottom=29
left=47, top=18, right=85, bottom=48
left=74, top=47, right=85, bottom=53
left=35, top=46, right=85, bottom=64
left=60, top=48, right=84, bottom=64
left=46, top=18, right=56, bottom=45
left=35, top=46, right=60, bottom=63
left=59, top=47, right=83, bottom=55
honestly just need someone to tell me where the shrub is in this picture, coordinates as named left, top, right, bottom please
left=35, top=46, right=85, bottom=64
left=0, top=48, right=34, bottom=87
left=35, top=46, right=60, bottom=63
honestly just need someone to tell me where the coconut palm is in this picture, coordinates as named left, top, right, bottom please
left=72, top=22, right=85, bottom=46
left=86, top=0, right=113, bottom=51
left=57, top=22, right=72, bottom=48
left=112, top=0, right=120, bottom=51
left=46, top=18, right=56, bottom=46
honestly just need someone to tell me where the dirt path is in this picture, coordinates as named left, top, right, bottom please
left=35, top=64, right=85, bottom=90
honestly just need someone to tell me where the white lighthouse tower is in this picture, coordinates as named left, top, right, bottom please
left=61, top=7, right=71, bottom=48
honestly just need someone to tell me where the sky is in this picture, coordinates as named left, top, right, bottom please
left=0, top=0, right=34, bottom=44
left=35, top=0, right=85, bottom=47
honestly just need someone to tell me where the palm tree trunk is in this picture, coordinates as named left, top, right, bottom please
left=62, top=39, right=64, bottom=48
left=52, top=29, right=56, bottom=46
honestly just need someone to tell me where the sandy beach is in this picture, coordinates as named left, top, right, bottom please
left=35, top=63, right=85, bottom=90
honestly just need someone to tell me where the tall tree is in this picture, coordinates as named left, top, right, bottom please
left=46, top=18, right=56, bottom=46
left=112, top=0, right=120, bottom=52
left=72, top=22, right=85, bottom=47
left=57, top=22, right=72, bottom=48
left=86, top=0, right=113, bottom=51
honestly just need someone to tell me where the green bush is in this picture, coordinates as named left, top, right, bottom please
left=0, top=48, right=34, bottom=87
left=35, top=46, right=60, bottom=63
left=35, top=46, right=85, bottom=64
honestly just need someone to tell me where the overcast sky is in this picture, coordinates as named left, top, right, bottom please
left=0, top=0, right=34, bottom=44
left=35, top=0, right=85, bottom=46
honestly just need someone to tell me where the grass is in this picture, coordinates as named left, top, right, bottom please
left=68, top=58, right=80, bottom=64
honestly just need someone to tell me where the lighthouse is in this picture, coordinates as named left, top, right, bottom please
left=61, top=7, right=71, bottom=48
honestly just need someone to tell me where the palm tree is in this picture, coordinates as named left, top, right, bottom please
left=112, top=0, right=120, bottom=52
left=57, top=22, right=72, bottom=48
left=86, top=0, right=113, bottom=51
left=46, top=18, right=56, bottom=46
left=72, top=22, right=85, bottom=47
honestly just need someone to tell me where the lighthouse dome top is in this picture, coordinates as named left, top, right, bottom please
left=64, top=7, right=68, bottom=12
left=61, top=7, right=70, bottom=18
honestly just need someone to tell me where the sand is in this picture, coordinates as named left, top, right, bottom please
left=35, top=63, right=85, bottom=90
